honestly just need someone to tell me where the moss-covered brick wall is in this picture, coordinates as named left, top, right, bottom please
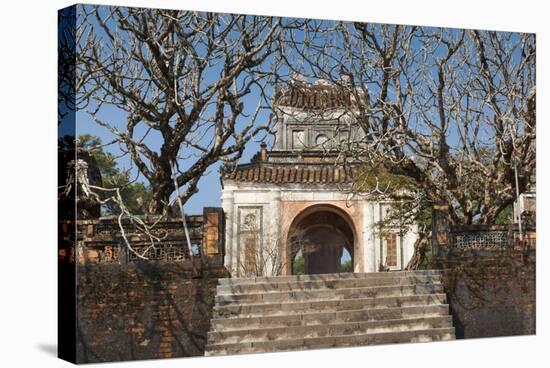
left=435, top=249, right=536, bottom=339
left=76, top=261, right=229, bottom=363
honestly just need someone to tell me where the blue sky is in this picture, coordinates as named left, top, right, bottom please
left=72, top=5, right=527, bottom=215
left=77, top=103, right=274, bottom=220
left=74, top=5, right=282, bottom=214
left=77, top=100, right=270, bottom=214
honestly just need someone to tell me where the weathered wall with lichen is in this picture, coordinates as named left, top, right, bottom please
left=435, top=249, right=536, bottom=339
left=76, top=261, right=229, bottom=363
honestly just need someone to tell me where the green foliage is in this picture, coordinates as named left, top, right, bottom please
left=292, top=255, right=305, bottom=275
left=78, top=134, right=152, bottom=215
left=353, top=164, right=433, bottom=237
left=416, top=202, right=432, bottom=228
left=418, top=246, right=433, bottom=270
left=495, top=204, right=513, bottom=225
left=354, top=166, right=418, bottom=196
left=340, top=260, right=353, bottom=272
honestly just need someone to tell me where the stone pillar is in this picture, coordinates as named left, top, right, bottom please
left=202, top=207, right=224, bottom=257
left=271, top=189, right=282, bottom=276
left=260, top=142, right=267, bottom=161
left=273, top=113, right=284, bottom=150
left=373, top=202, right=382, bottom=271
left=432, top=204, right=451, bottom=257
left=221, top=189, right=235, bottom=274
left=363, top=201, right=375, bottom=272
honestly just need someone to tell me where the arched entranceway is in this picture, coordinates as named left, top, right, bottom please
left=288, top=206, right=356, bottom=275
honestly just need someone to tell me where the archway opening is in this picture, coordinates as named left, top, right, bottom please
left=288, top=209, right=355, bottom=275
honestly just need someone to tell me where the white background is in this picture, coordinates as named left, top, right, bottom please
left=0, top=0, right=547, bottom=367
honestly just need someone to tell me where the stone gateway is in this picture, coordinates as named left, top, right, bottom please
left=220, top=79, right=418, bottom=277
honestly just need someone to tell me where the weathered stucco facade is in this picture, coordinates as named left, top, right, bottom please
left=221, top=79, right=418, bottom=277
left=221, top=183, right=417, bottom=276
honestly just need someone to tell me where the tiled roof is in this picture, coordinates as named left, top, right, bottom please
left=222, top=164, right=356, bottom=184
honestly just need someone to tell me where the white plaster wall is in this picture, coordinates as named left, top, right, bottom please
left=222, top=184, right=282, bottom=276
left=402, top=222, right=418, bottom=268
left=373, top=201, right=418, bottom=270
left=363, top=201, right=376, bottom=272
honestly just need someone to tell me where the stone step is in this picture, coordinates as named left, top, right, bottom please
left=217, top=275, right=442, bottom=295
left=207, top=270, right=455, bottom=356
left=218, top=270, right=442, bottom=286
left=205, top=327, right=455, bottom=356
left=216, top=283, right=444, bottom=305
left=209, top=315, right=453, bottom=344
left=214, top=293, right=448, bottom=318
left=210, top=308, right=451, bottom=335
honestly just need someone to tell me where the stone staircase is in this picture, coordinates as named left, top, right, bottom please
left=205, top=270, right=455, bottom=356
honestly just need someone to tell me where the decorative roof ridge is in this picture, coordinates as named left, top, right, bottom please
left=273, top=77, right=356, bottom=110
left=221, top=160, right=361, bottom=185
left=222, top=159, right=363, bottom=171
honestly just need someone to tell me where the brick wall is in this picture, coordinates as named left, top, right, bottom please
left=76, top=261, right=229, bottom=363
left=434, top=249, right=536, bottom=339
left=430, top=205, right=536, bottom=338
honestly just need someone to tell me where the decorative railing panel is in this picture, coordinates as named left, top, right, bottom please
left=431, top=204, right=536, bottom=254
left=127, top=242, right=189, bottom=262
left=73, top=207, right=224, bottom=264
left=449, top=226, right=535, bottom=250
left=452, top=230, right=509, bottom=249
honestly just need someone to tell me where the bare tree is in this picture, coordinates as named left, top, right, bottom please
left=279, top=22, right=536, bottom=226
left=77, top=5, right=284, bottom=215
left=58, top=6, right=94, bottom=125
left=70, top=7, right=535, bottom=266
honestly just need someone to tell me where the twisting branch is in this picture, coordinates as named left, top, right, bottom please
left=278, top=22, right=535, bottom=226
left=77, top=5, right=284, bottom=215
